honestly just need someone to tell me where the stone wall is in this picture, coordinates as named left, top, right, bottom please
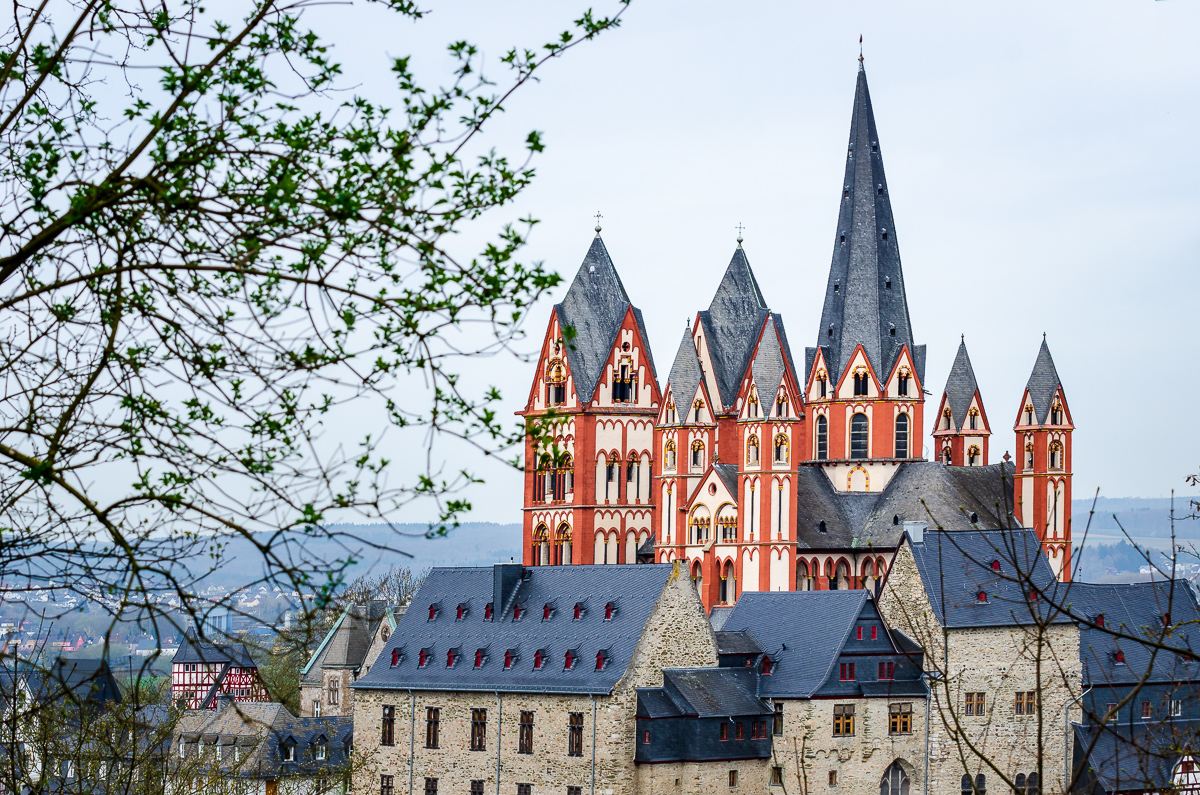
left=299, top=668, right=355, bottom=718
left=878, top=542, right=1082, bottom=795
left=771, top=697, right=926, bottom=795
left=636, top=760, right=770, bottom=795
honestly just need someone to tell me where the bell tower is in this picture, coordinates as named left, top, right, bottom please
left=1013, top=338, right=1073, bottom=580
left=932, top=338, right=991, bottom=466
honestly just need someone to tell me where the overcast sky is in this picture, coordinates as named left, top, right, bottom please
left=312, top=0, right=1200, bottom=523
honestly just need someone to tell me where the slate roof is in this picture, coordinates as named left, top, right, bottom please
left=652, top=667, right=773, bottom=718
left=794, top=461, right=1017, bottom=550
left=715, top=630, right=763, bottom=656
left=1061, top=580, right=1200, bottom=685
left=1074, top=720, right=1200, bottom=794
left=301, top=600, right=393, bottom=685
left=712, top=463, right=740, bottom=499
left=0, top=657, right=123, bottom=713
left=352, top=563, right=681, bottom=695
left=665, top=328, right=703, bottom=412
left=696, top=247, right=770, bottom=410
left=1024, top=338, right=1065, bottom=424
left=554, top=235, right=656, bottom=403
left=720, top=590, right=870, bottom=698
left=943, top=339, right=982, bottom=431
left=903, top=528, right=1073, bottom=628
left=751, top=316, right=787, bottom=415
left=806, top=65, right=925, bottom=385
left=174, top=627, right=258, bottom=668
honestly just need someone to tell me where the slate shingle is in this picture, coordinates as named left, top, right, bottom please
left=1024, top=338, right=1064, bottom=425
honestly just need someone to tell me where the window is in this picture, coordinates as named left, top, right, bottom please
left=965, top=693, right=985, bottom=716
left=968, top=407, right=978, bottom=430
left=839, top=663, right=855, bottom=681
left=777, top=394, right=788, bottom=416
left=816, top=416, right=828, bottom=460
left=1048, top=441, right=1062, bottom=469
left=819, top=374, right=828, bottom=398
left=898, top=373, right=909, bottom=396
left=871, top=626, right=878, bottom=640
left=316, top=740, right=327, bottom=760
left=381, top=776, right=395, bottom=795
left=833, top=704, right=855, bottom=736
left=720, top=722, right=728, bottom=741
left=425, top=707, right=440, bottom=748
left=424, top=778, right=437, bottom=795
left=612, top=360, right=635, bottom=403
left=547, top=360, right=566, bottom=406
left=691, top=439, right=704, bottom=470
left=894, top=413, right=909, bottom=458
left=1026, top=774, right=1039, bottom=795
left=693, top=399, right=704, bottom=424
left=1142, top=701, right=1152, bottom=720
left=568, top=788, right=582, bottom=795
left=519, top=711, right=534, bottom=754
left=517, top=786, right=531, bottom=795
left=533, top=650, right=544, bottom=669
left=889, top=703, right=912, bottom=734
left=878, top=661, right=894, bottom=680
left=568, top=713, right=584, bottom=757
left=729, top=770, right=739, bottom=788
left=643, top=730, right=650, bottom=744
left=664, top=439, right=676, bottom=469
left=314, top=699, right=322, bottom=717
left=853, top=371, right=869, bottom=396
left=471, top=782, right=484, bottom=795
left=1171, top=699, right=1183, bottom=717
left=967, top=445, right=979, bottom=466
left=850, top=413, right=868, bottom=459
left=1015, top=691, right=1036, bottom=715
left=1105, top=703, right=1117, bottom=722
left=282, top=742, right=295, bottom=761
left=857, top=626, right=862, bottom=640
left=747, top=435, right=760, bottom=465
left=773, top=434, right=789, bottom=464
left=1025, top=406, right=1033, bottom=425
left=328, top=679, right=339, bottom=705
left=470, top=709, right=487, bottom=751
left=382, top=705, right=395, bottom=746
left=773, top=703, right=783, bottom=735
left=771, top=768, right=784, bottom=787
left=829, top=771, right=838, bottom=786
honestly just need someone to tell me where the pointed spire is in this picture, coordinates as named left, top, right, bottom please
left=942, top=339, right=981, bottom=430
left=555, top=236, right=639, bottom=402
left=810, top=65, right=923, bottom=385
left=665, top=328, right=703, bottom=415
left=1024, top=338, right=1064, bottom=425
left=698, top=247, right=769, bottom=409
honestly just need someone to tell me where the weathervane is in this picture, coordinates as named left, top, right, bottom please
left=594, top=211, right=603, bottom=234
left=736, top=222, right=745, bottom=246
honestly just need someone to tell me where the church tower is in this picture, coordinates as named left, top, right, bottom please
left=1013, top=338, right=1073, bottom=580
left=804, top=64, right=926, bottom=494
left=519, top=232, right=661, bottom=568
left=655, top=244, right=803, bottom=609
left=931, top=339, right=991, bottom=466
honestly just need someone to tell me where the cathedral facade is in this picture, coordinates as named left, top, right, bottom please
left=518, top=65, right=1075, bottom=610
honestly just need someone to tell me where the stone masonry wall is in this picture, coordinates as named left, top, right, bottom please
left=878, top=543, right=1082, bottom=795
left=637, top=760, right=769, bottom=795
left=772, top=697, right=926, bottom=795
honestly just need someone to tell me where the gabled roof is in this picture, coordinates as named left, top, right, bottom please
left=554, top=235, right=655, bottom=403
left=807, top=65, right=923, bottom=386
left=1024, top=338, right=1065, bottom=425
left=696, top=247, right=769, bottom=410
left=664, top=328, right=703, bottom=414
left=711, top=463, right=739, bottom=500
left=1074, top=720, right=1200, bottom=794
left=1062, top=580, right=1200, bottom=685
left=353, top=563, right=681, bottom=695
left=174, top=627, right=257, bottom=668
left=943, top=339, right=983, bottom=431
left=751, top=316, right=788, bottom=416
left=902, top=528, right=1073, bottom=628
left=657, top=667, right=772, bottom=718
left=714, top=629, right=763, bottom=656
left=721, top=590, right=870, bottom=698
left=794, top=461, right=1017, bottom=549
left=0, top=657, right=123, bottom=711
left=301, top=600, right=394, bottom=684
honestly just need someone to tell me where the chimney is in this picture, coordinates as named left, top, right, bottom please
left=903, top=521, right=926, bottom=544
left=215, top=694, right=235, bottom=712
left=493, top=563, right=524, bottom=615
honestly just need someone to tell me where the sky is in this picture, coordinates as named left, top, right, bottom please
left=305, top=0, right=1200, bottom=523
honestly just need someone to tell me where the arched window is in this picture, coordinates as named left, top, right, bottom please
left=664, top=439, right=676, bottom=470
left=611, top=357, right=635, bottom=403
left=748, top=390, right=759, bottom=418
left=817, top=370, right=828, bottom=399
left=776, top=394, right=788, bottom=417
left=1051, top=402, right=1063, bottom=425
left=773, top=434, right=789, bottom=464
left=1025, top=442, right=1035, bottom=470
left=943, top=407, right=953, bottom=430
left=816, top=416, right=828, bottom=461
left=1048, top=441, right=1063, bottom=470
left=666, top=400, right=677, bottom=424
left=967, top=446, right=980, bottom=466
left=1015, top=774, right=1026, bottom=795
left=1026, top=774, right=1039, bottom=795
left=554, top=523, right=572, bottom=566
left=746, top=435, right=760, bottom=465
left=941, top=446, right=952, bottom=465
left=626, top=452, right=641, bottom=500
left=546, top=359, right=566, bottom=406
left=894, top=414, right=909, bottom=459
left=691, top=440, right=705, bottom=471
left=961, top=776, right=972, bottom=795
left=534, top=524, right=550, bottom=566
left=692, top=399, right=704, bottom=424
left=975, top=775, right=986, bottom=795
left=897, top=369, right=910, bottom=397
left=881, top=762, right=910, bottom=795
left=853, top=371, right=869, bottom=396
left=968, top=407, right=979, bottom=430
left=850, top=413, right=869, bottom=459
left=1025, top=405, right=1034, bottom=425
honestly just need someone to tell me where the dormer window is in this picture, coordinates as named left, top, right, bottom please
left=543, top=603, right=553, bottom=621
left=595, top=650, right=609, bottom=670
left=818, top=520, right=827, bottom=533
left=315, top=739, right=327, bottom=760
left=564, top=651, right=576, bottom=670
left=484, top=603, right=494, bottom=621
left=1115, top=650, right=1126, bottom=665
left=446, top=649, right=459, bottom=668
left=574, top=603, right=584, bottom=620
left=969, top=511, right=978, bottom=524
left=533, top=650, right=545, bottom=670
left=877, top=183, right=883, bottom=195
left=762, top=656, right=774, bottom=676
left=605, top=602, right=616, bottom=621
left=428, top=603, right=439, bottom=621
left=418, top=648, right=430, bottom=668
left=281, top=741, right=296, bottom=762
left=1096, top=613, right=1105, bottom=628
left=1163, top=613, right=1172, bottom=628
left=504, top=650, right=515, bottom=669
left=976, top=591, right=988, bottom=603
left=456, top=603, right=467, bottom=621
left=391, top=648, right=401, bottom=667
left=991, top=560, right=1001, bottom=572
left=512, top=604, right=524, bottom=621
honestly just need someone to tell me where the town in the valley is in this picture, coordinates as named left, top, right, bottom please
left=6, top=64, right=1197, bottom=795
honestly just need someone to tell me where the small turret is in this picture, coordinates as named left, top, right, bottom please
left=931, top=339, right=991, bottom=466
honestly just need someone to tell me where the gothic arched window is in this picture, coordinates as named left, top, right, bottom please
left=691, top=440, right=705, bottom=471
left=776, top=394, right=788, bottom=417
left=746, top=435, right=760, bottom=465
left=1025, top=442, right=1035, bottom=470
left=533, top=454, right=551, bottom=502
left=968, top=407, right=979, bottom=430
left=546, top=359, right=566, bottom=406
left=817, top=370, right=828, bottom=399
left=850, top=413, right=869, bottom=459
left=611, top=357, right=635, bottom=404
left=881, top=763, right=910, bottom=795
left=664, top=439, right=676, bottom=470
left=1051, top=402, right=1063, bottom=425
left=816, top=416, right=828, bottom=461
left=534, top=524, right=550, bottom=566
left=748, top=390, right=759, bottom=418
left=967, top=446, right=980, bottom=467
left=692, top=399, right=704, bottom=424
left=941, top=446, right=952, bottom=465
left=773, top=434, right=789, bottom=464
left=894, top=414, right=909, bottom=459
left=554, top=523, right=572, bottom=566
left=1025, top=405, right=1034, bottom=425
left=943, top=407, right=953, bottom=430
left=853, top=371, right=869, bottom=396
left=1048, top=441, right=1063, bottom=470
left=897, top=369, right=910, bottom=397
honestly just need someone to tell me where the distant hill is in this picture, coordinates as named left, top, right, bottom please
left=1072, top=496, right=1200, bottom=537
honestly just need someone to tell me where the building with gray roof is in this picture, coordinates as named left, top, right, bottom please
left=299, top=600, right=397, bottom=718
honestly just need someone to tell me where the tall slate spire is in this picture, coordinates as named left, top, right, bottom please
left=808, top=65, right=924, bottom=385
left=1023, top=338, right=1064, bottom=425
left=697, top=247, right=769, bottom=409
left=943, top=339, right=981, bottom=430
left=555, top=235, right=656, bottom=402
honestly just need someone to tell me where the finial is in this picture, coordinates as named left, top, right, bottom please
left=961, top=333, right=964, bottom=343
left=859, top=35, right=864, bottom=65
left=594, top=211, right=603, bottom=236
left=1042, top=331, right=1046, bottom=341
left=735, top=222, right=745, bottom=247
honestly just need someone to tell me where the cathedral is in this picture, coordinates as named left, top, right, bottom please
left=518, top=64, right=1075, bottom=611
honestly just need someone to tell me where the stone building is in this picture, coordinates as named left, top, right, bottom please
left=349, top=562, right=718, bottom=795
left=877, top=526, right=1082, bottom=795
left=715, top=590, right=928, bottom=795
left=518, top=62, right=1079, bottom=607
left=300, top=601, right=398, bottom=718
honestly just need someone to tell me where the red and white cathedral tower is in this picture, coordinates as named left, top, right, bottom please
left=1014, top=338, right=1074, bottom=580
left=931, top=338, right=992, bottom=466
left=518, top=231, right=661, bottom=568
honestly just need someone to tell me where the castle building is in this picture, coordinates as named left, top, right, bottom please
left=300, top=600, right=398, bottom=718
left=520, top=63, right=1076, bottom=607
